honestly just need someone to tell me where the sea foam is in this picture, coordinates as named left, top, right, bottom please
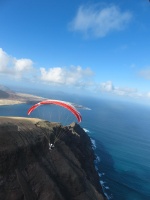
left=90, top=138, right=113, bottom=200
left=83, top=128, right=90, bottom=133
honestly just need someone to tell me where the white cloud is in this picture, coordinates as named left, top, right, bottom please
left=70, top=4, right=132, bottom=38
left=97, top=80, right=141, bottom=98
left=2, top=48, right=150, bottom=102
left=0, top=48, right=94, bottom=88
left=95, top=80, right=150, bottom=102
left=40, top=67, right=65, bottom=84
left=100, top=81, right=114, bottom=92
left=0, top=48, right=33, bottom=78
left=0, top=48, right=10, bottom=73
left=14, top=59, right=33, bottom=72
left=40, top=66, right=93, bottom=86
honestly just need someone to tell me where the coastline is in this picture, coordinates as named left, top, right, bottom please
left=0, top=92, right=46, bottom=106
left=83, top=128, right=112, bottom=200
left=0, top=99, right=25, bottom=106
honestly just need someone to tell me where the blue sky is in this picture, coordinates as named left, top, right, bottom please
left=0, top=0, right=150, bottom=102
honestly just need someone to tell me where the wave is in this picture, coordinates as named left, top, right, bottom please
left=90, top=138, right=96, bottom=150
left=83, top=128, right=90, bottom=133
left=90, top=137, right=113, bottom=200
left=73, top=103, right=91, bottom=110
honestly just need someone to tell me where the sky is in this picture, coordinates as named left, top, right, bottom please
left=0, top=0, right=150, bottom=102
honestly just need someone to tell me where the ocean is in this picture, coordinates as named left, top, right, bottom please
left=0, top=93, right=150, bottom=200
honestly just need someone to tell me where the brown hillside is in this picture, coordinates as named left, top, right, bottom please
left=0, top=117, right=106, bottom=200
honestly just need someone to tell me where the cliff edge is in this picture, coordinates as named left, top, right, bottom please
left=0, top=117, right=106, bottom=200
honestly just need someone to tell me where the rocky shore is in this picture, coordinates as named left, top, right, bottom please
left=0, top=117, right=106, bottom=200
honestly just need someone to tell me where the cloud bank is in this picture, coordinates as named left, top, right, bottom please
left=1, top=48, right=150, bottom=101
left=0, top=48, right=94, bottom=88
left=98, top=81, right=145, bottom=99
left=70, top=4, right=132, bottom=38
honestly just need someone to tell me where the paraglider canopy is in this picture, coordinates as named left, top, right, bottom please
left=27, top=99, right=82, bottom=123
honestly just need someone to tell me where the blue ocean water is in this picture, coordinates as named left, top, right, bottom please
left=0, top=95, right=150, bottom=200
left=81, top=97, right=150, bottom=200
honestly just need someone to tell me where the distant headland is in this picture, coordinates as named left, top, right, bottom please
left=0, top=85, right=46, bottom=106
left=0, top=85, right=91, bottom=110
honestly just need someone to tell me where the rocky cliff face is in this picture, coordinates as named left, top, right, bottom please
left=0, top=117, right=106, bottom=200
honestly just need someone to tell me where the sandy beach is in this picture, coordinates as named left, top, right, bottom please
left=0, top=99, right=25, bottom=106
left=0, top=92, right=46, bottom=106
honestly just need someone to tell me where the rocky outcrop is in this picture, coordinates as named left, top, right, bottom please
left=0, top=117, right=106, bottom=200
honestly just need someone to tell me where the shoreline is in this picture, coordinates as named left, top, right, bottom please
left=0, top=92, right=46, bottom=106
left=0, top=99, right=26, bottom=106
left=83, top=129, right=111, bottom=200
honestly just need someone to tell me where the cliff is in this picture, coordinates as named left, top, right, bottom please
left=0, top=117, right=106, bottom=200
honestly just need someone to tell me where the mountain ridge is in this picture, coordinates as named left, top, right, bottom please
left=0, top=117, right=106, bottom=200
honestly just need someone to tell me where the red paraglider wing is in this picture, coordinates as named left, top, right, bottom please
left=27, top=99, right=82, bottom=123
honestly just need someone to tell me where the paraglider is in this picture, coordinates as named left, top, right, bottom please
left=27, top=99, right=82, bottom=148
left=27, top=99, right=82, bottom=123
